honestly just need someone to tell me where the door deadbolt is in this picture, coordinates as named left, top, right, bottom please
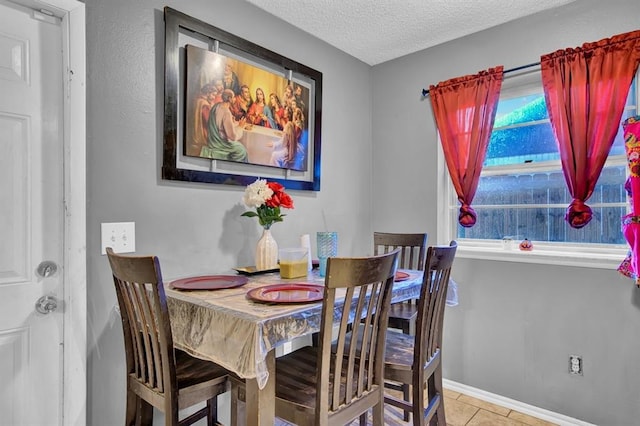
left=37, top=261, right=58, bottom=278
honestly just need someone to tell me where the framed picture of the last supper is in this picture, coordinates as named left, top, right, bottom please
left=185, top=45, right=310, bottom=172
left=163, top=6, right=323, bottom=191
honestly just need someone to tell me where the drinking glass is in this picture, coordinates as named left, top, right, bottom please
left=316, top=232, right=338, bottom=277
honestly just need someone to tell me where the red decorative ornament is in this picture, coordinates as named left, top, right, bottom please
left=519, top=238, right=533, bottom=251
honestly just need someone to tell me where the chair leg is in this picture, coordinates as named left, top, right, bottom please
left=136, top=397, right=153, bottom=426
left=402, top=383, right=411, bottom=422
left=430, top=406, right=445, bottom=426
left=372, top=401, right=385, bottom=426
left=401, top=317, right=413, bottom=422
left=402, top=321, right=410, bottom=336
left=206, top=398, right=218, bottom=426
left=125, top=391, right=138, bottom=426
left=431, top=367, right=446, bottom=426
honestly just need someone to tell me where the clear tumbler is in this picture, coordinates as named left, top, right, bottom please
left=316, top=232, right=338, bottom=277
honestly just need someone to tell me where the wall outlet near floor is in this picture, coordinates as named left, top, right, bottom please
left=569, top=355, right=583, bottom=375
left=101, top=222, right=136, bottom=254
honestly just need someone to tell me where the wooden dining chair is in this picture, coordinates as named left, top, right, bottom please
left=383, top=241, right=457, bottom=425
left=272, top=249, right=399, bottom=426
left=373, top=232, right=428, bottom=336
left=106, top=248, right=230, bottom=426
left=373, top=232, right=428, bottom=420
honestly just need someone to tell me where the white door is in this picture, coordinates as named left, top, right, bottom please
left=0, top=2, right=65, bottom=424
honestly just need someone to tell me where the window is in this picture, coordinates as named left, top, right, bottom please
left=438, top=73, right=639, bottom=267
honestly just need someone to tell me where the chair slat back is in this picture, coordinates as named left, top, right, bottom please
left=107, top=248, right=177, bottom=398
left=373, top=232, right=428, bottom=270
left=316, top=249, right=399, bottom=422
left=415, top=242, right=457, bottom=368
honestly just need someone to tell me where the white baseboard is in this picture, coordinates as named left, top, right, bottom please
left=443, top=379, right=596, bottom=426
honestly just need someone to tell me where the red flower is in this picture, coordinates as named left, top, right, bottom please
left=267, top=182, right=284, bottom=193
left=265, top=194, right=280, bottom=208
left=277, top=191, right=294, bottom=209
left=265, top=182, right=294, bottom=209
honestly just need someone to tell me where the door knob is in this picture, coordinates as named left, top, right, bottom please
left=35, top=296, right=59, bottom=314
left=37, top=261, right=58, bottom=278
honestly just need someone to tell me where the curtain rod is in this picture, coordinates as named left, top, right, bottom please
left=421, top=61, right=541, bottom=97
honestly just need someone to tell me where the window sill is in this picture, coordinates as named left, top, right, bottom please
left=456, top=242, right=628, bottom=269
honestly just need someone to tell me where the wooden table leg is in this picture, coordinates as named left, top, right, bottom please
left=245, top=350, right=275, bottom=425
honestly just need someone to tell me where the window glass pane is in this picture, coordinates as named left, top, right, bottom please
left=458, top=205, right=627, bottom=244
left=494, top=95, right=548, bottom=126
left=628, top=78, right=637, bottom=105
left=485, top=122, right=557, bottom=166
left=462, top=165, right=628, bottom=243
left=486, top=92, right=634, bottom=164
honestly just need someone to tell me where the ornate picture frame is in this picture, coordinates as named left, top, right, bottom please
left=163, top=7, right=323, bottom=190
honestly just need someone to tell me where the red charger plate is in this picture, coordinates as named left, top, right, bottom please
left=395, top=271, right=410, bottom=282
left=170, top=275, right=248, bottom=291
left=247, top=283, right=324, bottom=304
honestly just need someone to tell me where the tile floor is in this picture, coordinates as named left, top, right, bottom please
left=441, top=388, right=557, bottom=426
left=274, top=387, right=558, bottom=426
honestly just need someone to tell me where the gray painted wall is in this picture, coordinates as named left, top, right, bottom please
left=371, top=0, right=640, bottom=424
left=85, top=0, right=372, bottom=424
left=86, top=0, right=640, bottom=424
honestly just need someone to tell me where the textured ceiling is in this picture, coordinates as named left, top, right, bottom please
left=244, top=0, right=577, bottom=65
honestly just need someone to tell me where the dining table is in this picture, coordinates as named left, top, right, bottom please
left=165, top=267, right=425, bottom=425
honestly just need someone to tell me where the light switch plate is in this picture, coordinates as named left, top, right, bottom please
left=101, top=222, right=136, bottom=254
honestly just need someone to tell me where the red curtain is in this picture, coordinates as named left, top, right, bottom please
left=430, top=67, right=503, bottom=227
left=541, top=30, right=640, bottom=228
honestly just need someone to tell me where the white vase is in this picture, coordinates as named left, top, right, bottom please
left=255, top=228, right=278, bottom=270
